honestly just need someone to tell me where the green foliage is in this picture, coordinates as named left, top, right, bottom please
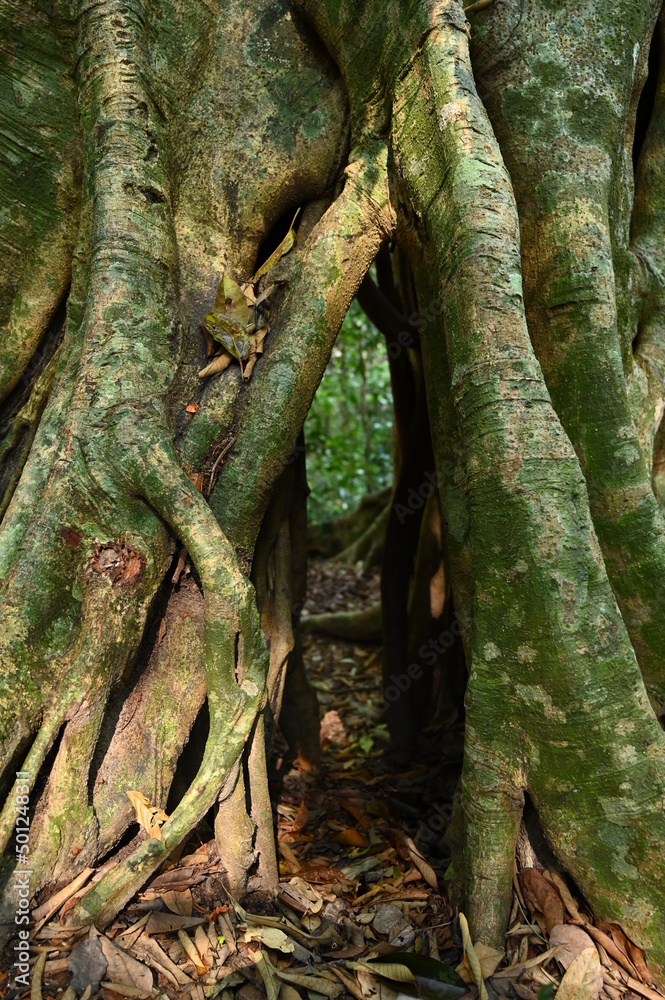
left=305, top=298, right=393, bottom=523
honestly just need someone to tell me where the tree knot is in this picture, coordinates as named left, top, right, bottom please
left=88, top=538, right=146, bottom=587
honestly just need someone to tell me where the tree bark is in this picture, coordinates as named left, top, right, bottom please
left=2, top=0, right=665, bottom=983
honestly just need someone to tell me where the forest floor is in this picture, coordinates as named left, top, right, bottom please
left=2, top=561, right=662, bottom=1000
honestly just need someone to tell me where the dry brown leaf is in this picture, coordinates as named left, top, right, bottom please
left=456, top=943, right=504, bottom=982
left=199, top=352, right=232, bottom=378
left=144, top=911, right=204, bottom=935
left=557, top=946, right=603, bottom=1000
left=100, top=984, right=153, bottom=999
left=149, top=866, right=202, bottom=892
left=597, top=921, right=652, bottom=985
left=32, top=868, right=94, bottom=925
left=519, top=867, right=565, bottom=933
left=126, top=790, right=168, bottom=843
left=459, top=913, right=489, bottom=1000
left=274, top=967, right=343, bottom=998
left=405, top=837, right=438, bottom=890
left=133, top=934, right=193, bottom=988
left=178, top=928, right=207, bottom=975
left=193, top=924, right=214, bottom=968
left=543, top=870, right=584, bottom=922
left=278, top=841, right=302, bottom=874
left=550, top=924, right=597, bottom=970
left=98, top=936, right=153, bottom=993
left=493, top=945, right=562, bottom=980
left=254, top=950, right=280, bottom=1000
left=577, top=922, right=641, bottom=979
left=334, top=827, right=370, bottom=848
left=279, top=877, right=323, bottom=914
left=161, top=888, right=193, bottom=916
left=291, top=799, right=309, bottom=833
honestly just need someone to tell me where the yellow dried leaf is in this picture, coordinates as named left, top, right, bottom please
left=459, top=913, right=488, bottom=1000
left=126, top=790, right=168, bottom=842
left=199, top=353, right=232, bottom=378
left=405, top=836, right=438, bottom=890
left=556, top=946, right=602, bottom=1000
left=252, top=209, right=300, bottom=283
left=178, top=928, right=207, bottom=975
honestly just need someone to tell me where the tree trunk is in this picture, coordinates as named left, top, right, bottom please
left=2, top=0, right=665, bottom=983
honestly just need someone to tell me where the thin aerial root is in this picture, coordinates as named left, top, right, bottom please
left=0, top=713, right=65, bottom=852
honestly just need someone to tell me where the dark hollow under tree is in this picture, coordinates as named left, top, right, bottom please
left=2, top=0, right=665, bottom=982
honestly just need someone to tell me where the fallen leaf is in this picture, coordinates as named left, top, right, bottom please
left=32, top=868, right=94, bottom=923
left=213, top=273, right=251, bottom=327
left=98, top=936, right=153, bottom=992
left=161, top=888, right=193, bottom=916
left=292, top=800, right=309, bottom=833
left=334, top=827, right=370, bottom=848
left=597, top=921, right=652, bottom=984
left=372, top=905, right=403, bottom=936
left=279, top=877, right=323, bottom=914
left=199, top=352, right=232, bottom=378
left=542, top=870, right=583, bottom=923
left=243, top=926, right=295, bottom=954
left=144, top=911, right=204, bottom=934
left=31, top=951, right=46, bottom=1000
left=194, top=924, right=215, bottom=968
left=405, top=837, right=438, bottom=890
left=254, top=950, right=281, bottom=1000
left=550, top=925, right=596, bottom=970
left=459, top=913, right=488, bottom=1000
left=274, top=967, right=343, bottom=998
left=99, top=984, right=153, bottom=999
left=455, top=942, right=503, bottom=980
left=132, top=933, right=193, bottom=988
left=126, top=790, right=169, bottom=842
left=519, top=868, right=565, bottom=933
left=148, top=866, right=202, bottom=892
left=178, top=928, right=207, bottom=975
left=556, top=946, right=602, bottom=1000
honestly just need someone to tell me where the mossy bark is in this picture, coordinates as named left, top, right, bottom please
left=2, top=0, right=665, bottom=984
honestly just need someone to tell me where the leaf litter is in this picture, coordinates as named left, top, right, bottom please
left=7, top=559, right=664, bottom=1000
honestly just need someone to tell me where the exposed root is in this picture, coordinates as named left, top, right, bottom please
left=301, top=602, right=382, bottom=642
left=63, top=438, right=268, bottom=928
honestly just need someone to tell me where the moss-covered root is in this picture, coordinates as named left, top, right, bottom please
left=371, top=0, right=665, bottom=978
left=632, top=10, right=665, bottom=499
left=467, top=0, right=665, bottom=716
left=66, top=439, right=268, bottom=929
